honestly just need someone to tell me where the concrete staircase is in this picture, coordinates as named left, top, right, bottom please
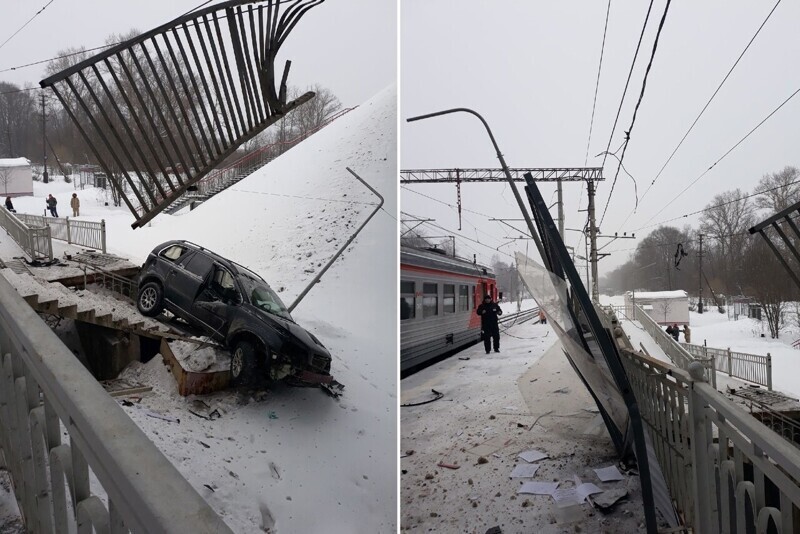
left=0, top=268, right=172, bottom=335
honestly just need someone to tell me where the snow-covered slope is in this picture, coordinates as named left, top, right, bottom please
left=5, top=86, right=397, bottom=533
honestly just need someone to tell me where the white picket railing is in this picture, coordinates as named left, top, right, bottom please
left=15, top=213, right=106, bottom=253
left=683, top=342, right=772, bottom=389
left=0, top=208, right=53, bottom=261
left=620, top=348, right=800, bottom=532
left=0, top=272, right=232, bottom=532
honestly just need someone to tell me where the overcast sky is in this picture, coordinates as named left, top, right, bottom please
left=0, top=0, right=395, bottom=106
left=401, top=1, right=800, bottom=279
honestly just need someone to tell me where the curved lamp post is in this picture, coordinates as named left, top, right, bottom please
left=407, top=108, right=545, bottom=260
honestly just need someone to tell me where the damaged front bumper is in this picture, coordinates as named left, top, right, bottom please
left=293, top=370, right=345, bottom=397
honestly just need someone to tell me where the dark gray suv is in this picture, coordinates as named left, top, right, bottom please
left=136, top=240, right=337, bottom=390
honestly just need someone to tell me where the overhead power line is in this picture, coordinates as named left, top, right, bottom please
left=0, top=86, right=40, bottom=96
left=633, top=0, right=782, bottom=210
left=599, top=0, right=672, bottom=227
left=632, top=174, right=800, bottom=233
left=0, top=0, right=57, bottom=54
left=636, top=84, right=800, bottom=230
left=600, top=0, right=655, bottom=170
left=584, top=0, right=613, bottom=167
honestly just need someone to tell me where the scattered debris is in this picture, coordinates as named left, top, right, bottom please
left=401, top=389, right=444, bottom=407
left=517, top=481, right=559, bottom=495
left=594, top=465, right=625, bottom=482
left=510, top=464, right=540, bottom=478
left=203, top=484, right=215, bottom=492
left=485, top=527, right=502, bottom=534
left=269, top=462, right=281, bottom=480
left=198, top=441, right=211, bottom=449
left=259, top=500, right=276, bottom=532
left=476, top=456, right=489, bottom=465
left=268, top=411, right=278, bottom=420
left=101, top=378, right=152, bottom=397
left=458, top=357, right=470, bottom=361
left=517, top=449, right=549, bottom=463
left=593, top=488, right=628, bottom=512
left=145, top=410, right=179, bottom=424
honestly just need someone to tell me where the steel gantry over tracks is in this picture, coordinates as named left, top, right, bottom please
left=400, top=167, right=604, bottom=183
left=40, top=0, right=325, bottom=229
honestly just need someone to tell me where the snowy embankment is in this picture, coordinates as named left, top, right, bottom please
left=7, top=86, right=397, bottom=533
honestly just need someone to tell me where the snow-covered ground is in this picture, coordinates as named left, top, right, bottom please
left=1, top=85, right=397, bottom=532
left=401, top=320, right=655, bottom=533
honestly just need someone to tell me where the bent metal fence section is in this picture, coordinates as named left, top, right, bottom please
left=619, top=347, right=800, bottom=532
left=0, top=208, right=53, bottom=262
left=0, top=272, right=233, bottom=533
left=683, top=342, right=772, bottom=389
left=16, top=213, right=106, bottom=253
left=40, top=0, right=324, bottom=229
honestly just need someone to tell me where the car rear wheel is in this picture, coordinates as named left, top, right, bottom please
left=230, top=340, right=260, bottom=387
left=137, top=282, right=163, bottom=317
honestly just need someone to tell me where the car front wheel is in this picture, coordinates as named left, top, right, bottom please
left=137, top=282, right=163, bottom=317
left=230, top=340, right=260, bottom=387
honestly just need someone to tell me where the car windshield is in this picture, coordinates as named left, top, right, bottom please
left=241, top=277, right=293, bottom=321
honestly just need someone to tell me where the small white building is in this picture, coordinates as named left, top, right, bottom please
left=624, top=289, right=689, bottom=326
left=0, top=157, right=33, bottom=197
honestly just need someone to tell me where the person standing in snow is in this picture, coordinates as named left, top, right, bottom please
left=4, top=197, right=14, bottom=212
left=46, top=194, right=58, bottom=217
left=683, top=324, right=691, bottom=344
left=70, top=193, right=80, bottom=217
left=670, top=324, right=680, bottom=342
left=477, top=294, right=502, bottom=354
left=539, top=309, right=547, bottom=324
left=666, top=324, right=675, bottom=339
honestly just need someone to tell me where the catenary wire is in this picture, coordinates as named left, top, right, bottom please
left=0, top=0, right=57, bottom=54
left=584, top=0, right=612, bottom=167
left=636, top=84, right=800, bottom=230
left=637, top=0, right=782, bottom=205
left=599, top=0, right=672, bottom=227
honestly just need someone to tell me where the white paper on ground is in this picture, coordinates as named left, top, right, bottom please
left=517, top=449, right=549, bottom=463
left=518, top=481, right=559, bottom=495
left=551, top=479, right=604, bottom=506
left=510, top=463, right=541, bottom=478
left=594, top=465, right=624, bottom=482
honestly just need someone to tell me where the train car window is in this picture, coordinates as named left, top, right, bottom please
left=422, top=283, right=438, bottom=318
left=459, top=285, right=469, bottom=312
left=443, top=284, right=455, bottom=313
left=400, top=280, right=415, bottom=320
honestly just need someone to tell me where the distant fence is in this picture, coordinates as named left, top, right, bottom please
left=0, top=208, right=53, bottom=261
left=632, top=304, right=717, bottom=388
left=0, top=272, right=232, bottom=532
left=620, top=347, right=800, bottom=532
left=16, top=214, right=106, bottom=253
left=683, top=342, right=772, bottom=389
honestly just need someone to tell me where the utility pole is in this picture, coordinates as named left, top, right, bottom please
left=698, top=233, right=704, bottom=314
left=41, top=93, right=48, bottom=183
left=557, top=179, right=565, bottom=239
left=587, top=179, right=599, bottom=301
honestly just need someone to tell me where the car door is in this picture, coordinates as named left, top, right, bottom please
left=166, top=251, right=215, bottom=315
left=191, top=265, right=239, bottom=338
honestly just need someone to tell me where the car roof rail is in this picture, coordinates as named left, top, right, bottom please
left=231, top=261, right=266, bottom=282
left=179, top=240, right=206, bottom=251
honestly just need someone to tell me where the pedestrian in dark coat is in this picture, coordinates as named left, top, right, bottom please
left=46, top=194, right=58, bottom=217
left=666, top=324, right=675, bottom=339
left=670, top=324, right=680, bottom=342
left=4, top=197, right=14, bottom=212
left=477, top=294, right=502, bottom=354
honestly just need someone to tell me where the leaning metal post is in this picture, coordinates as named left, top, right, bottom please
left=288, top=167, right=385, bottom=313
left=406, top=108, right=546, bottom=260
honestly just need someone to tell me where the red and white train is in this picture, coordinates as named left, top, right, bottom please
left=400, top=246, right=498, bottom=372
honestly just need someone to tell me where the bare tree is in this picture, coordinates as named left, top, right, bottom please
left=0, top=166, right=12, bottom=195
left=755, top=166, right=800, bottom=213
left=657, top=299, right=673, bottom=324
left=699, top=188, right=755, bottom=293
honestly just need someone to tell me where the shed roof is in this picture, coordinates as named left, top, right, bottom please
left=628, top=290, right=687, bottom=300
left=0, top=157, right=31, bottom=168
